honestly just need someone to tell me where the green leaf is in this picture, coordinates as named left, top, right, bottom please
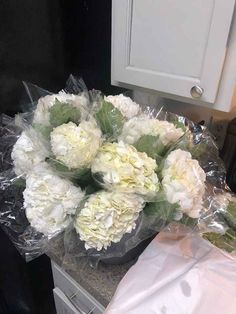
left=32, top=123, right=52, bottom=140
left=203, top=229, right=236, bottom=253
left=95, top=100, right=124, bottom=138
left=49, top=98, right=81, bottom=127
left=84, top=183, right=101, bottom=195
left=174, top=133, right=208, bottom=159
left=144, top=200, right=179, bottom=222
left=133, top=135, right=166, bottom=159
left=189, top=142, right=208, bottom=159
left=173, top=121, right=186, bottom=132
left=13, top=177, right=26, bottom=188
left=46, top=158, right=92, bottom=186
left=169, top=116, right=186, bottom=132
left=221, top=201, right=236, bottom=231
left=179, top=214, right=198, bottom=229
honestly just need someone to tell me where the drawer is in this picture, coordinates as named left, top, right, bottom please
left=53, top=287, right=79, bottom=314
left=52, top=262, right=105, bottom=314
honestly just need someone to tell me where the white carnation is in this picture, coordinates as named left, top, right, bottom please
left=104, top=94, right=140, bottom=119
left=91, top=141, right=159, bottom=198
left=119, top=115, right=184, bottom=146
left=50, top=119, right=102, bottom=169
left=11, top=131, right=49, bottom=177
left=162, top=149, right=206, bottom=218
left=33, top=92, right=88, bottom=126
left=24, top=163, right=85, bottom=236
left=75, top=191, right=145, bottom=250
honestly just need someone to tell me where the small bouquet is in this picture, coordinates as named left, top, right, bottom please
left=0, top=75, right=234, bottom=263
left=0, top=76, right=94, bottom=259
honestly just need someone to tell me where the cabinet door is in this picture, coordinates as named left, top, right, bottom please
left=112, top=0, right=235, bottom=103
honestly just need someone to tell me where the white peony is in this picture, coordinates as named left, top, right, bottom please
left=24, top=163, right=85, bottom=236
left=11, top=131, right=49, bottom=177
left=104, top=94, right=140, bottom=119
left=50, top=119, right=102, bottom=169
left=91, top=141, right=159, bottom=198
left=162, top=149, right=206, bottom=218
left=74, top=191, right=145, bottom=250
left=119, top=115, right=184, bottom=146
left=33, top=92, right=88, bottom=126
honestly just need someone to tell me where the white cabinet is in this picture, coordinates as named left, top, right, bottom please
left=51, top=262, right=105, bottom=314
left=112, top=0, right=236, bottom=111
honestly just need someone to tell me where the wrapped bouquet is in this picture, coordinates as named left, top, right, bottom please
left=0, top=75, right=235, bottom=264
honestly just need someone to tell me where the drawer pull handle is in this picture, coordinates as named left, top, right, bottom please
left=66, top=292, right=86, bottom=314
left=66, top=292, right=97, bottom=314
left=69, top=292, right=78, bottom=300
left=87, top=306, right=96, bottom=314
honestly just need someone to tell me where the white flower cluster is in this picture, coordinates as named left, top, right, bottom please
left=162, top=149, right=206, bottom=218
left=50, top=119, right=102, bottom=169
left=91, top=141, right=159, bottom=198
left=104, top=94, right=140, bottom=119
left=119, top=115, right=184, bottom=146
left=33, top=91, right=88, bottom=126
left=24, top=163, right=84, bottom=236
left=8, top=85, right=214, bottom=254
left=74, top=191, right=145, bottom=250
left=11, top=130, right=49, bottom=177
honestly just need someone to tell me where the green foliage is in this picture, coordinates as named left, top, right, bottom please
left=189, top=142, right=208, bottom=159
left=85, top=183, right=101, bottom=195
left=169, top=117, right=186, bottom=132
left=13, top=177, right=26, bottom=188
left=32, top=123, right=52, bottom=140
left=49, top=98, right=81, bottom=127
left=144, top=200, right=179, bottom=222
left=203, top=228, right=236, bottom=253
left=46, top=158, right=92, bottom=187
left=133, top=135, right=165, bottom=159
left=95, top=100, right=124, bottom=138
left=221, top=201, right=236, bottom=231
left=179, top=214, right=198, bottom=229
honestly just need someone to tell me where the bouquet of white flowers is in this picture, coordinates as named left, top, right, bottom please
left=0, top=75, right=235, bottom=263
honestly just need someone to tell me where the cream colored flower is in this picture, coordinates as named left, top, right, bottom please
left=104, top=94, right=140, bottom=119
left=11, top=130, right=49, bottom=177
left=74, top=191, right=145, bottom=250
left=91, top=141, right=159, bottom=198
left=119, top=115, right=184, bottom=146
left=24, top=163, right=84, bottom=236
left=162, top=149, right=206, bottom=218
left=50, top=119, right=102, bottom=169
left=33, top=92, right=88, bottom=126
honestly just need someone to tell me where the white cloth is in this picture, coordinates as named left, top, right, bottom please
left=105, top=226, right=236, bottom=314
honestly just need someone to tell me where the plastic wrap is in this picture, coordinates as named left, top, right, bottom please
left=0, top=116, right=49, bottom=260
left=62, top=100, right=235, bottom=268
left=1, top=76, right=235, bottom=265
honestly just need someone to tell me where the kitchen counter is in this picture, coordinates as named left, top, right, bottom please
left=47, top=235, right=134, bottom=307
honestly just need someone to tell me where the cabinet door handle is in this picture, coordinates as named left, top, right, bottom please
left=66, top=291, right=86, bottom=314
left=66, top=291, right=96, bottom=314
left=87, top=306, right=96, bottom=314
left=190, top=85, right=204, bottom=98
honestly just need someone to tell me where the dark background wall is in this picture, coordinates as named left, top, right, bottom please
left=0, top=1, right=120, bottom=313
left=0, top=0, right=121, bottom=115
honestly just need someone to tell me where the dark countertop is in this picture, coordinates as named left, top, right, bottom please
left=47, top=236, right=134, bottom=307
